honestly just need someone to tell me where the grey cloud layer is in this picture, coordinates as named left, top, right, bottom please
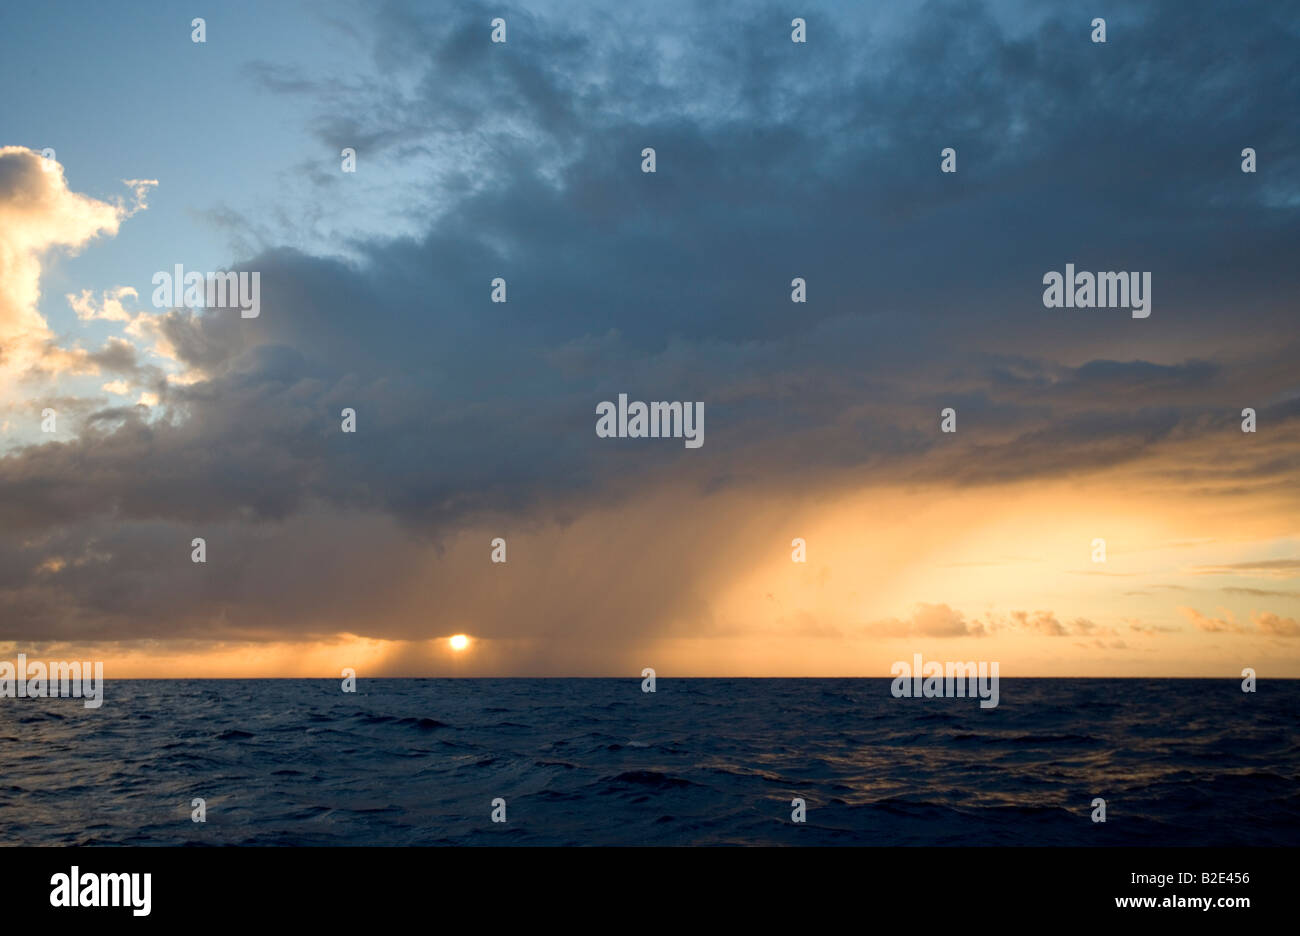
left=1, top=0, right=1297, bottom=647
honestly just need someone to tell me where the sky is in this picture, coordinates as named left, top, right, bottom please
left=0, top=0, right=1297, bottom=677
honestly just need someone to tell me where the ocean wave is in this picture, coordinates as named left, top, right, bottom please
left=0, top=678, right=1296, bottom=845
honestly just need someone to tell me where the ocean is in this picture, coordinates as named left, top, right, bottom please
left=1, top=678, right=1296, bottom=846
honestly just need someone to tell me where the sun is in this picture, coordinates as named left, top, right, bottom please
left=448, top=634, right=470, bottom=652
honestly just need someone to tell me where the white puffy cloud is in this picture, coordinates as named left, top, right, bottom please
left=0, top=146, right=154, bottom=388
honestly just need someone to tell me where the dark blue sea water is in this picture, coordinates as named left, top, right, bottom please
left=1, top=679, right=1296, bottom=846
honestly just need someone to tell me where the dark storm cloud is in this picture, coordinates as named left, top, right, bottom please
left=1, top=0, right=1297, bottom=643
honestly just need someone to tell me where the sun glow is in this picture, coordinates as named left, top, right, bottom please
left=449, top=634, right=470, bottom=652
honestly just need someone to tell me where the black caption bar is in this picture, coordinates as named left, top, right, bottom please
left=0, top=846, right=1277, bottom=924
